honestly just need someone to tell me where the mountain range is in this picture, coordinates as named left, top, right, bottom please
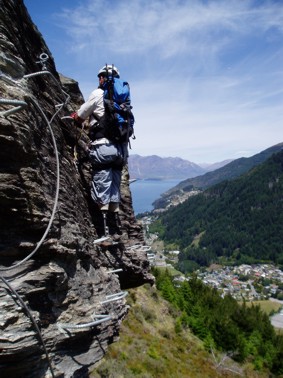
left=128, top=154, right=231, bottom=180
left=152, top=142, right=283, bottom=209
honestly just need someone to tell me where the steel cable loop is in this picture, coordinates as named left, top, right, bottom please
left=0, top=96, right=60, bottom=272
left=0, top=66, right=106, bottom=373
left=0, top=275, right=55, bottom=378
left=22, top=71, right=70, bottom=106
left=0, top=98, right=28, bottom=117
left=0, top=68, right=74, bottom=272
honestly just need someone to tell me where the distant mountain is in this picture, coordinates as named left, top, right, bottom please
left=198, top=159, right=234, bottom=172
left=152, top=149, right=283, bottom=269
left=128, top=154, right=206, bottom=180
left=153, top=143, right=283, bottom=209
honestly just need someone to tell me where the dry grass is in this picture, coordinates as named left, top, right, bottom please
left=245, top=300, right=282, bottom=315
left=90, top=284, right=270, bottom=378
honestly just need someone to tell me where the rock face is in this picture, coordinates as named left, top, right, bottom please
left=0, top=1, right=154, bottom=377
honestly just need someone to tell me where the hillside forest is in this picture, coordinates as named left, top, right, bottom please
left=153, top=268, right=283, bottom=375
left=150, top=150, right=283, bottom=272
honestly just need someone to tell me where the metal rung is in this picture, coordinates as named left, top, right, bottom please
left=126, top=243, right=143, bottom=250
left=23, top=70, right=51, bottom=79
left=100, top=291, right=128, bottom=304
left=107, top=269, right=123, bottom=274
left=126, top=244, right=143, bottom=251
left=126, top=245, right=151, bottom=253
left=61, top=116, right=73, bottom=120
left=140, top=246, right=151, bottom=251
left=57, top=314, right=112, bottom=331
left=93, top=236, right=111, bottom=245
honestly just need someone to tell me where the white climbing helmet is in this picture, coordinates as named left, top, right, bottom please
left=97, top=64, right=120, bottom=78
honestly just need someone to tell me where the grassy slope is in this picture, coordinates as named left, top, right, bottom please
left=91, top=285, right=270, bottom=378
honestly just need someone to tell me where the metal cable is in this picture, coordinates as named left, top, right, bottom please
left=0, top=91, right=62, bottom=272
left=0, top=98, right=28, bottom=117
left=23, top=71, right=70, bottom=107
left=0, top=275, right=55, bottom=378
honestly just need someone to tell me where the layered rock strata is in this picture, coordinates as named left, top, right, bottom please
left=0, top=1, right=154, bottom=377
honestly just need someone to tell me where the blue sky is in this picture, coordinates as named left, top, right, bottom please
left=23, top=0, right=283, bottom=164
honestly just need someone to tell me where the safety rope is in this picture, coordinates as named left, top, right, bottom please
left=0, top=275, right=55, bottom=378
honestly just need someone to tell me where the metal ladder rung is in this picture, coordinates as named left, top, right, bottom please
left=93, top=236, right=111, bottom=245
left=100, top=291, right=128, bottom=304
left=57, top=314, right=112, bottom=331
left=107, top=269, right=123, bottom=274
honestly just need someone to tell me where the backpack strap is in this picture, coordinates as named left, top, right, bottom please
left=105, top=64, right=115, bottom=103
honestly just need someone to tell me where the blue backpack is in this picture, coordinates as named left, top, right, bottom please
left=101, top=76, right=135, bottom=143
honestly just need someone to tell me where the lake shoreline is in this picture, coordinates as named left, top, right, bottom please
left=130, top=178, right=181, bottom=215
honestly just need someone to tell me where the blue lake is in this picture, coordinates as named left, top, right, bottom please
left=130, top=179, right=181, bottom=215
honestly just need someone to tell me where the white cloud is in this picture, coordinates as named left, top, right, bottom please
left=50, top=0, right=283, bottom=162
left=56, top=0, right=283, bottom=59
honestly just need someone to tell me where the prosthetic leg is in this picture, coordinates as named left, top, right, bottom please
left=109, top=202, right=122, bottom=236
left=100, top=204, right=110, bottom=237
left=102, top=211, right=109, bottom=236
left=93, top=203, right=118, bottom=247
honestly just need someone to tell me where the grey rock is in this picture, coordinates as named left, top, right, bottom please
left=0, top=1, right=154, bottom=377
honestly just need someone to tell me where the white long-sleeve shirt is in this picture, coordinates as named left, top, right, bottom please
left=77, top=87, right=104, bottom=126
